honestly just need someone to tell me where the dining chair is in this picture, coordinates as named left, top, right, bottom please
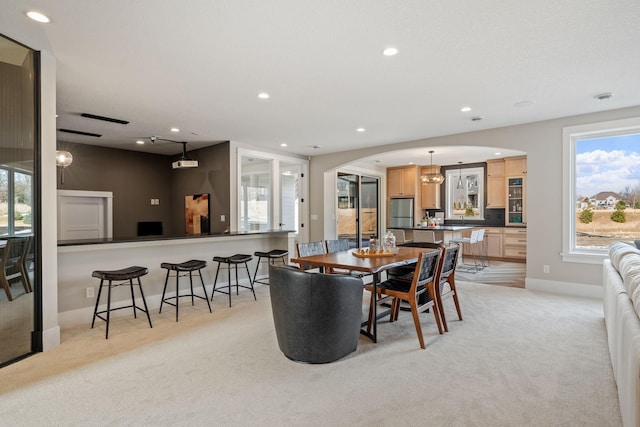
left=412, top=229, right=442, bottom=244
left=325, top=239, right=351, bottom=253
left=365, top=249, right=443, bottom=349
left=295, top=241, right=327, bottom=271
left=435, top=244, right=462, bottom=332
left=0, top=237, right=32, bottom=301
left=476, top=228, right=490, bottom=268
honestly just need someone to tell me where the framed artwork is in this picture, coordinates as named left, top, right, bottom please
left=185, top=193, right=210, bottom=235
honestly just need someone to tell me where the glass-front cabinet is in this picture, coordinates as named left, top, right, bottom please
left=507, top=177, right=525, bottom=225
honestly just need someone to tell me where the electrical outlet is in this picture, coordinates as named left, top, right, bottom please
left=543, top=265, right=550, bottom=274
left=86, top=287, right=94, bottom=298
left=220, top=214, right=225, bottom=222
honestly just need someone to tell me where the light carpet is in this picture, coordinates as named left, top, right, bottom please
left=0, top=281, right=621, bottom=426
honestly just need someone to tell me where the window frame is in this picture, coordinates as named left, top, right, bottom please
left=0, top=166, right=33, bottom=237
left=562, top=116, right=640, bottom=264
left=444, top=166, right=485, bottom=220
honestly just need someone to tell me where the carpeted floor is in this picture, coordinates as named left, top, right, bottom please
left=0, top=281, right=621, bottom=426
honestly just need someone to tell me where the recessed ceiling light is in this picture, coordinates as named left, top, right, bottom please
left=382, top=47, right=398, bottom=56
left=170, top=128, right=179, bottom=132
left=460, top=106, right=472, bottom=112
left=136, top=140, right=145, bottom=145
left=258, top=92, right=270, bottom=99
left=494, top=152, right=502, bottom=156
left=280, top=143, right=287, bottom=147
left=408, top=162, right=414, bottom=165
left=27, top=11, right=50, bottom=23
left=594, top=92, right=613, bottom=101
left=356, top=128, right=366, bottom=132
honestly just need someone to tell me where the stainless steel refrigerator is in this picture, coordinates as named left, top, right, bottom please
left=389, top=198, right=414, bottom=228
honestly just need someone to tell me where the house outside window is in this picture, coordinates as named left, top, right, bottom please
left=563, top=117, right=640, bottom=264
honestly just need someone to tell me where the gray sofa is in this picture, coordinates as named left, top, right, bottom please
left=268, top=264, right=364, bottom=363
left=603, top=242, right=640, bottom=426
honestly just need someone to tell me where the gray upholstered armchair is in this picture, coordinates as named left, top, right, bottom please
left=268, top=264, right=364, bottom=363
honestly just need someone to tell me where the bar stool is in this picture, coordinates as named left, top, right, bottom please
left=252, top=249, right=288, bottom=285
left=159, top=260, right=212, bottom=322
left=211, top=254, right=255, bottom=307
left=91, top=266, right=152, bottom=339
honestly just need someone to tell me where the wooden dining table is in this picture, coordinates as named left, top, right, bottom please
left=290, top=246, right=438, bottom=343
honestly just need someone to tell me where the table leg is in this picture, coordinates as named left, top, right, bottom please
left=360, top=272, right=380, bottom=343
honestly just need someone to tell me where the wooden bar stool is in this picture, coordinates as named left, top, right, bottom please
left=91, top=266, right=152, bottom=339
left=211, top=254, right=255, bottom=307
left=159, top=259, right=211, bottom=322
left=252, top=249, right=288, bottom=285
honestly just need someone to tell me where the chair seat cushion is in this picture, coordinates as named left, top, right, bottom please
left=214, top=254, right=253, bottom=264
left=161, top=260, right=206, bottom=271
left=92, top=266, right=148, bottom=280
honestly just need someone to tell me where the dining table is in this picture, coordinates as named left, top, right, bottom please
left=290, top=246, right=438, bottom=343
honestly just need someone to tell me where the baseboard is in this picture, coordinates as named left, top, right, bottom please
left=42, top=325, right=61, bottom=351
left=525, top=277, right=602, bottom=299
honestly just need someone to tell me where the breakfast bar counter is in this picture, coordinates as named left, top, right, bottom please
left=57, top=230, right=295, bottom=328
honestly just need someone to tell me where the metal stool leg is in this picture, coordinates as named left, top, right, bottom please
left=137, top=277, right=153, bottom=329
left=198, top=269, right=212, bottom=313
left=91, top=279, right=105, bottom=329
left=159, top=270, right=170, bottom=314
left=129, top=279, right=137, bottom=318
left=245, top=261, right=256, bottom=300
left=105, top=280, right=112, bottom=339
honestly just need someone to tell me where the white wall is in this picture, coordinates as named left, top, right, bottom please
left=308, top=106, right=640, bottom=296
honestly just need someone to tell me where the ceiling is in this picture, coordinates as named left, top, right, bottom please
left=3, top=1, right=640, bottom=167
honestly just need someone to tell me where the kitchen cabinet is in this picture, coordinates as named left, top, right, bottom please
left=486, top=159, right=505, bottom=208
left=387, top=166, right=418, bottom=197
left=505, top=155, right=527, bottom=176
left=503, top=228, right=527, bottom=259
left=420, top=165, right=441, bottom=209
left=505, top=155, right=527, bottom=226
left=484, top=227, right=503, bottom=258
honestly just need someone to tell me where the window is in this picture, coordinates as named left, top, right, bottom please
left=563, top=117, right=640, bottom=263
left=445, top=166, right=484, bottom=220
left=0, top=167, right=32, bottom=236
left=240, top=157, right=272, bottom=231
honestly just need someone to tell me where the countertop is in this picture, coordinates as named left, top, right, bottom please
left=57, top=229, right=295, bottom=247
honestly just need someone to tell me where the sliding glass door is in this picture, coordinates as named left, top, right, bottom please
left=337, top=173, right=379, bottom=248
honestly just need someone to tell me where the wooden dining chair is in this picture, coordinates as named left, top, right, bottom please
left=0, top=239, right=13, bottom=301
left=435, top=244, right=462, bottom=332
left=365, top=249, right=443, bottom=349
left=295, top=241, right=327, bottom=271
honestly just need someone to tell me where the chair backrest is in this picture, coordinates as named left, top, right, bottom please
left=476, top=229, right=485, bottom=242
left=409, top=249, right=442, bottom=296
left=296, top=241, right=327, bottom=270
left=268, top=264, right=364, bottom=363
left=439, top=244, right=460, bottom=280
left=389, top=229, right=406, bottom=244
left=325, top=239, right=351, bottom=253
left=413, top=230, right=436, bottom=243
left=469, top=229, right=480, bottom=244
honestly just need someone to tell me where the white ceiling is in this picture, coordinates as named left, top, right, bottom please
left=3, top=0, right=640, bottom=167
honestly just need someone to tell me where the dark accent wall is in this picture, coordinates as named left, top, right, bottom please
left=170, top=142, right=230, bottom=234
left=56, top=141, right=173, bottom=238
left=56, top=141, right=231, bottom=238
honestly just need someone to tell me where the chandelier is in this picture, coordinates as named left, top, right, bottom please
left=420, top=150, right=445, bottom=184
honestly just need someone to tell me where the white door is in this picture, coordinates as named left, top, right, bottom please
left=57, top=190, right=113, bottom=240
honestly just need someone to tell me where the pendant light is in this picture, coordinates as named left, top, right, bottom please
left=420, top=150, right=445, bottom=184
left=456, top=161, right=464, bottom=189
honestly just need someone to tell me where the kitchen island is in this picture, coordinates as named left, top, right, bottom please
left=388, top=225, right=475, bottom=244
left=57, top=230, right=295, bottom=328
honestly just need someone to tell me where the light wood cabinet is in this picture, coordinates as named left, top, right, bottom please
left=387, top=166, right=418, bottom=197
left=505, top=155, right=527, bottom=176
left=503, top=228, right=527, bottom=259
left=420, top=165, right=441, bottom=209
left=504, top=156, right=527, bottom=226
left=484, top=227, right=503, bottom=258
left=486, top=159, right=505, bottom=208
